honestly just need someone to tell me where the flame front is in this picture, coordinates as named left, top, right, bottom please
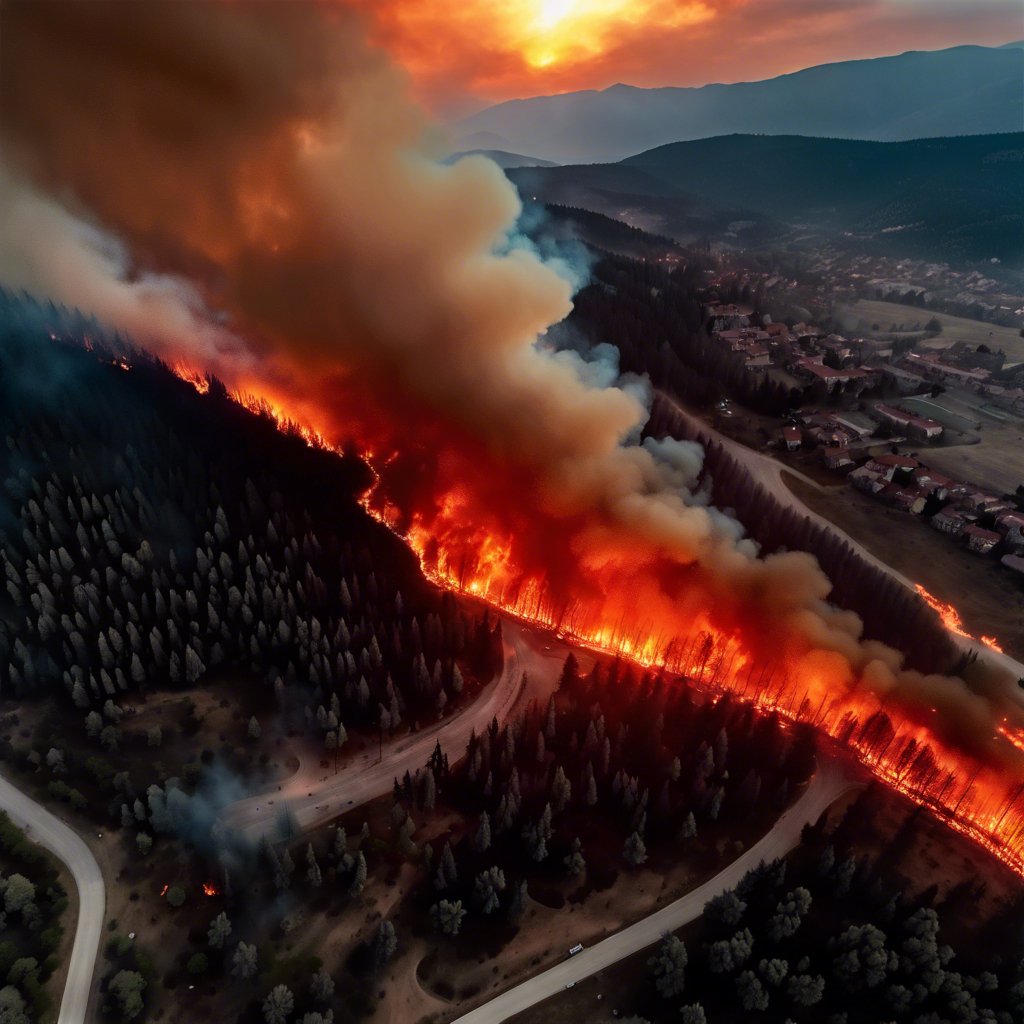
left=915, top=584, right=1004, bottom=653
left=151, top=363, right=1024, bottom=879
left=9, top=0, right=1022, bottom=887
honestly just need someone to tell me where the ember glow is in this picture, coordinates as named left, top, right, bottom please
left=202, top=883, right=219, bottom=897
left=6, top=1, right=1024, bottom=881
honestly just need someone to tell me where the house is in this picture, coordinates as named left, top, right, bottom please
left=792, top=357, right=871, bottom=395
left=962, top=491, right=1008, bottom=514
left=995, top=512, right=1024, bottom=552
left=963, top=524, right=1000, bottom=554
left=831, top=412, right=875, bottom=439
left=873, top=403, right=943, bottom=441
left=822, top=447, right=854, bottom=470
left=995, top=511, right=1024, bottom=535
left=849, top=466, right=886, bottom=495
left=864, top=454, right=920, bottom=482
left=912, top=469, right=957, bottom=501
left=792, top=322, right=822, bottom=345
left=848, top=337, right=893, bottom=362
left=882, top=483, right=927, bottom=514
left=868, top=363, right=927, bottom=395
left=902, top=352, right=991, bottom=388
left=931, top=508, right=971, bottom=535
left=782, top=426, right=802, bottom=451
left=806, top=426, right=854, bottom=448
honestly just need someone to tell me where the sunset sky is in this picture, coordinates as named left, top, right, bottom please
left=350, top=0, right=1023, bottom=115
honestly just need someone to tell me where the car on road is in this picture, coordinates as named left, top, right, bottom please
left=568, top=943, right=584, bottom=956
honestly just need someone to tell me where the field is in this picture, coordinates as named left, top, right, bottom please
left=782, top=474, right=1024, bottom=661
left=922, top=421, right=1024, bottom=497
left=836, top=299, right=1024, bottom=363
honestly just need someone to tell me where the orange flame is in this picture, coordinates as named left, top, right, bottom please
left=914, top=584, right=1004, bottom=653
left=72, top=349, right=1024, bottom=878
left=202, top=882, right=219, bottom=896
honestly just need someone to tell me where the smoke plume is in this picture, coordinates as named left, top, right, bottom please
left=0, top=1, right=1021, bottom=778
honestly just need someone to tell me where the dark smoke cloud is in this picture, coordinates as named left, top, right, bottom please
left=0, top=1, right=1021, bottom=767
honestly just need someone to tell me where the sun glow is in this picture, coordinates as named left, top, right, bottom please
left=516, top=0, right=711, bottom=69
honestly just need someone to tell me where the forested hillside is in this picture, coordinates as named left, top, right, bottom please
left=511, top=132, right=1024, bottom=264
left=0, top=290, right=499, bottom=731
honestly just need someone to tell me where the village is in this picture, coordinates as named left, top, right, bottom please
left=704, top=301, right=1024, bottom=582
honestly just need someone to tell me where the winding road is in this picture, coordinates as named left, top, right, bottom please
left=222, top=620, right=573, bottom=841
left=0, top=770, right=104, bottom=1024
left=451, top=757, right=859, bottom=1024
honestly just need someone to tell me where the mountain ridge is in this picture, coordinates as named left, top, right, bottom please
left=457, top=44, right=1024, bottom=163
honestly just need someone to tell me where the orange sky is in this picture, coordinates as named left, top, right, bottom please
left=349, top=0, right=1023, bottom=115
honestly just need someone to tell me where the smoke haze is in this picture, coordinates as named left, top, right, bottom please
left=0, top=1, right=1021, bottom=775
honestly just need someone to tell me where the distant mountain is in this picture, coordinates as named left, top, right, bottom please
left=457, top=44, right=1024, bottom=163
left=508, top=132, right=1024, bottom=264
left=445, top=149, right=558, bottom=168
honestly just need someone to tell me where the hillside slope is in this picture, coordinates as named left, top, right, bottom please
left=510, top=132, right=1024, bottom=264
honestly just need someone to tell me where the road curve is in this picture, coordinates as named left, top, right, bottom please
left=0, top=770, right=104, bottom=1024
left=451, top=757, right=857, bottom=1024
left=223, top=620, right=569, bottom=841
left=665, top=397, right=1024, bottom=692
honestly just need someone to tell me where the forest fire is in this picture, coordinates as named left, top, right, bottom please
left=914, top=583, right=1004, bottom=653
left=8, top=0, right=1024, bottom=890
left=160, top=358, right=1024, bottom=879
left=202, top=883, right=219, bottom=897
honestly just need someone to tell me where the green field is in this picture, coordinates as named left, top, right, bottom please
left=836, top=299, right=1024, bottom=362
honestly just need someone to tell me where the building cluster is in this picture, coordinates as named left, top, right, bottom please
left=707, top=304, right=879, bottom=395
left=706, top=301, right=1024, bottom=414
left=803, top=250, right=1024, bottom=324
left=787, top=426, right=1024, bottom=576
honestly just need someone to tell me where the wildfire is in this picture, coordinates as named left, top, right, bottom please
left=160, top=884, right=169, bottom=897
left=202, top=882, right=219, bottom=896
left=999, top=722, right=1024, bottom=755
left=914, top=584, right=1004, bottom=653
left=69, top=345, right=1024, bottom=879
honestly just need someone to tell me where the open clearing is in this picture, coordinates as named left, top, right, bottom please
left=836, top=299, right=1024, bottom=362
left=921, top=422, right=1024, bottom=497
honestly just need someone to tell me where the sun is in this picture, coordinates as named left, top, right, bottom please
left=522, top=0, right=619, bottom=69
left=536, top=0, right=575, bottom=30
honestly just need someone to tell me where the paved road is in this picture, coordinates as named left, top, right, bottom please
left=665, top=397, right=1024, bottom=693
left=223, top=620, right=570, bottom=841
left=451, top=757, right=857, bottom=1024
left=0, top=770, right=104, bottom=1024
